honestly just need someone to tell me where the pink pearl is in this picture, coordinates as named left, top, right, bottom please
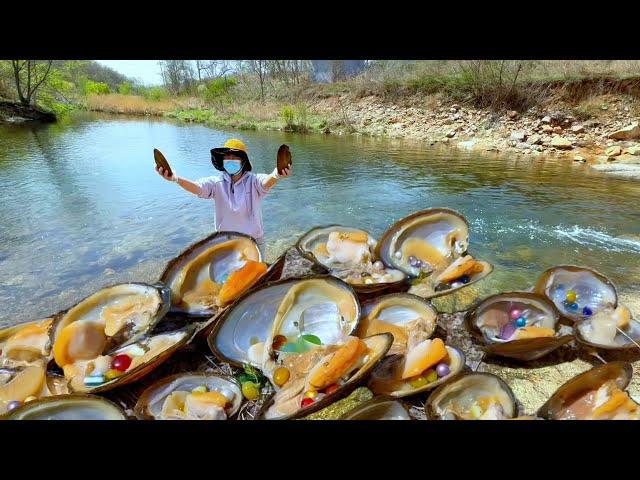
left=510, top=309, right=521, bottom=320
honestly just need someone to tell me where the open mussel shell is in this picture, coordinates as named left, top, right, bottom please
left=368, top=346, right=466, bottom=398
left=160, top=231, right=268, bottom=317
left=411, top=256, right=493, bottom=300
left=134, top=372, right=243, bottom=420
left=3, top=394, right=127, bottom=420
left=208, top=276, right=361, bottom=367
left=190, top=252, right=288, bottom=343
left=0, top=364, right=69, bottom=415
left=537, top=361, right=634, bottom=420
left=296, top=225, right=408, bottom=296
left=0, top=317, right=54, bottom=367
left=375, top=208, right=493, bottom=299
left=574, top=315, right=640, bottom=351
left=376, top=208, right=470, bottom=276
left=426, top=372, right=518, bottom=420
left=50, top=282, right=171, bottom=355
left=534, top=265, right=618, bottom=323
left=70, top=326, right=195, bottom=394
left=465, top=292, right=572, bottom=361
left=340, top=396, right=412, bottom=420
left=297, top=225, right=375, bottom=269
left=257, top=333, right=393, bottom=420
left=358, top=293, right=438, bottom=353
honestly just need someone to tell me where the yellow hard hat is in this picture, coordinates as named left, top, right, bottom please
left=223, top=138, right=248, bottom=154
left=210, top=138, right=251, bottom=171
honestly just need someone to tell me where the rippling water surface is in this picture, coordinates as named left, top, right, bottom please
left=1, top=112, right=639, bottom=326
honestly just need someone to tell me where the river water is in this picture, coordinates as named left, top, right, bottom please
left=1, top=112, right=639, bottom=326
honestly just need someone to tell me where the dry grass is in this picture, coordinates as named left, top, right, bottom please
left=85, top=94, right=177, bottom=115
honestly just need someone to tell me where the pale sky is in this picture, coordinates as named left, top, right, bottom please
left=96, top=60, right=164, bottom=86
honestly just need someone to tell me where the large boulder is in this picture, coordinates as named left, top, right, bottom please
left=608, top=122, right=640, bottom=140
left=624, top=145, right=640, bottom=155
left=550, top=136, right=573, bottom=149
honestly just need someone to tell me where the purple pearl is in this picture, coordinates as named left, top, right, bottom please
left=436, top=363, right=450, bottom=378
left=408, top=256, right=420, bottom=267
left=7, top=400, right=22, bottom=412
left=510, top=309, right=522, bottom=320
left=499, top=322, right=516, bottom=340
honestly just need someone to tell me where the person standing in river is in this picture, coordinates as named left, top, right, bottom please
left=155, top=138, right=291, bottom=259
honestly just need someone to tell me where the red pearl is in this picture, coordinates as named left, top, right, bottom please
left=301, top=397, right=314, bottom=408
left=111, top=354, right=132, bottom=372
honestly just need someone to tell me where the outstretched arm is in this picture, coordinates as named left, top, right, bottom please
left=156, top=166, right=202, bottom=196
left=260, top=166, right=292, bottom=190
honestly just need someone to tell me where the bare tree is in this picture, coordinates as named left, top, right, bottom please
left=159, top=60, right=195, bottom=94
left=331, top=60, right=345, bottom=83
left=10, top=60, right=53, bottom=105
left=245, top=60, right=268, bottom=103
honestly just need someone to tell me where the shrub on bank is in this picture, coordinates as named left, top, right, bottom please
left=84, top=80, right=110, bottom=95
left=203, top=77, right=237, bottom=105
left=280, top=103, right=309, bottom=132
left=118, top=82, right=132, bottom=95
left=141, top=86, right=169, bottom=101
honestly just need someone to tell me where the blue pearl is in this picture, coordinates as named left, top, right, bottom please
left=516, top=317, right=527, bottom=328
left=459, top=275, right=471, bottom=284
left=582, top=306, right=593, bottom=316
left=569, top=302, right=579, bottom=312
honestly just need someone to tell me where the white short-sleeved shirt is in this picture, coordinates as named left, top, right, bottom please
left=194, top=171, right=271, bottom=243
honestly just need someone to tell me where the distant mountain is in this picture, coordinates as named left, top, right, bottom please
left=52, top=60, right=135, bottom=89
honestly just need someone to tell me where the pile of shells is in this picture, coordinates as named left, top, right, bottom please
left=2, top=210, right=640, bottom=421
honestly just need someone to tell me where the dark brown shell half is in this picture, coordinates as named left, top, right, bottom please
left=276, top=144, right=292, bottom=174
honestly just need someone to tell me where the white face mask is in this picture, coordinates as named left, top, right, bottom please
left=223, top=160, right=242, bottom=175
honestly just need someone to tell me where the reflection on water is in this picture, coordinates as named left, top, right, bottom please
left=1, top=112, right=639, bottom=326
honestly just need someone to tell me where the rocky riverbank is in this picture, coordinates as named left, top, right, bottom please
left=312, top=93, right=640, bottom=177
left=81, top=87, right=640, bottom=178
left=0, top=101, right=56, bottom=124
